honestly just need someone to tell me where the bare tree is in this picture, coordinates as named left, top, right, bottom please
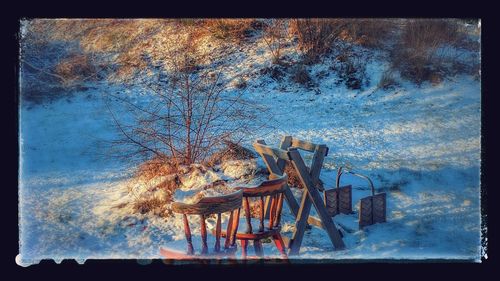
left=104, top=25, right=267, bottom=167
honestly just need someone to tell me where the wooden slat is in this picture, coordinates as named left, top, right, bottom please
left=291, top=138, right=319, bottom=153
left=231, top=208, right=241, bottom=247
left=307, top=216, right=324, bottom=228
left=288, top=189, right=313, bottom=255
left=244, top=197, right=252, bottom=234
left=254, top=140, right=283, bottom=175
left=224, top=211, right=234, bottom=249
left=200, top=215, right=208, bottom=254
left=215, top=213, right=221, bottom=252
left=338, top=185, right=353, bottom=214
left=253, top=141, right=290, bottom=161
left=309, top=145, right=327, bottom=191
left=372, top=193, right=386, bottom=224
left=268, top=195, right=277, bottom=229
left=281, top=185, right=300, bottom=219
left=359, top=196, right=373, bottom=229
left=259, top=196, right=265, bottom=232
left=183, top=214, right=194, bottom=255
left=275, top=193, right=284, bottom=227
left=254, top=240, right=263, bottom=257
left=288, top=149, right=346, bottom=250
left=277, top=135, right=293, bottom=171
left=324, top=188, right=339, bottom=216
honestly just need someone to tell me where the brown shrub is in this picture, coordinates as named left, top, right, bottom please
left=135, top=154, right=180, bottom=181
left=291, top=64, right=312, bottom=86
left=390, top=19, right=464, bottom=84
left=340, top=19, right=397, bottom=48
left=377, top=69, right=399, bottom=90
left=289, top=19, right=347, bottom=64
left=133, top=197, right=172, bottom=217
left=54, top=54, right=94, bottom=85
left=203, top=19, right=256, bottom=41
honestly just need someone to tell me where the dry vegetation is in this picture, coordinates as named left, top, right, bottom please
left=390, top=19, right=470, bottom=84
left=204, top=140, right=256, bottom=167
left=289, top=19, right=348, bottom=64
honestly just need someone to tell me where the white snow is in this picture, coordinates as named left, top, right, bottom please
left=18, top=23, right=481, bottom=264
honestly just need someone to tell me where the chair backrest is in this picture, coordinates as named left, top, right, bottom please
left=235, top=174, right=288, bottom=234
left=171, top=189, right=243, bottom=255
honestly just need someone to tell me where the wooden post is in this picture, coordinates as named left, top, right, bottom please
left=288, top=187, right=313, bottom=255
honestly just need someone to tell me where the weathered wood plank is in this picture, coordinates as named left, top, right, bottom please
left=288, top=189, right=313, bottom=255
left=259, top=196, right=265, bottom=232
left=183, top=214, right=194, bottom=255
left=254, top=140, right=282, bottom=175
left=253, top=141, right=290, bottom=161
left=372, top=193, right=386, bottom=224
left=200, top=215, right=208, bottom=254
left=215, top=213, right=221, bottom=252
left=309, top=145, right=327, bottom=191
left=307, top=216, right=324, bottom=228
left=291, top=138, right=320, bottom=153
left=224, top=211, right=234, bottom=249
left=244, top=197, right=252, bottom=234
left=277, top=135, right=293, bottom=171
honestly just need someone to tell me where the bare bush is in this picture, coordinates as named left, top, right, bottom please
left=205, top=140, right=256, bottom=167
left=135, top=154, right=180, bottom=181
left=333, top=50, right=369, bottom=90
left=203, top=19, right=256, bottom=42
left=262, top=19, right=289, bottom=64
left=289, top=19, right=348, bottom=64
left=390, top=19, right=466, bottom=84
left=106, top=26, right=266, bottom=168
left=291, top=64, right=312, bottom=86
left=377, top=69, right=399, bottom=90
left=340, top=19, right=397, bottom=48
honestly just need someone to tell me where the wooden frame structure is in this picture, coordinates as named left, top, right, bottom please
left=253, top=136, right=345, bottom=255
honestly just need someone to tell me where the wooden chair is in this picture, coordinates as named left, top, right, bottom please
left=217, top=174, right=289, bottom=259
left=160, top=190, right=243, bottom=260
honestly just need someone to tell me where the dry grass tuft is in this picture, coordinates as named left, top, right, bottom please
left=135, top=154, right=180, bottom=182
left=203, top=19, right=256, bottom=42
left=55, top=54, right=94, bottom=85
left=205, top=141, right=256, bottom=167
left=289, top=19, right=347, bottom=64
left=390, top=19, right=466, bottom=84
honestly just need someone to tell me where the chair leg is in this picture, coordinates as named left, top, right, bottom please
left=272, top=234, right=288, bottom=259
left=241, top=240, right=248, bottom=259
left=254, top=240, right=264, bottom=257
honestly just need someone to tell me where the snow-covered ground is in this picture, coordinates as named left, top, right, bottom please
left=18, top=30, right=482, bottom=265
